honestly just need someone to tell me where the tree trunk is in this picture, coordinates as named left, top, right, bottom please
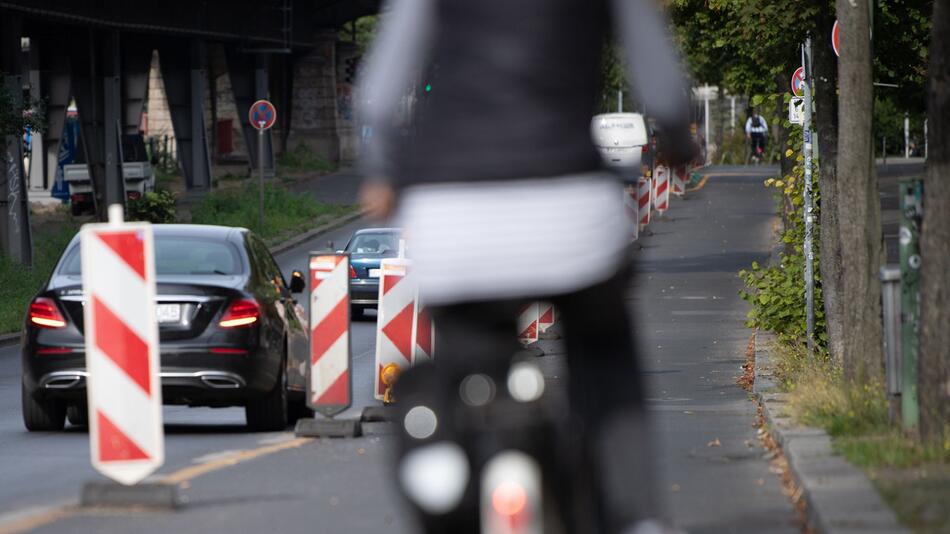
left=813, top=13, right=844, bottom=363
left=918, top=0, right=950, bottom=442
left=836, top=0, right=884, bottom=383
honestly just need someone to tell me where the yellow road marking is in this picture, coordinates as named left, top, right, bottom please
left=159, top=437, right=312, bottom=485
left=0, top=507, right=74, bottom=534
left=0, top=436, right=314, bottom=533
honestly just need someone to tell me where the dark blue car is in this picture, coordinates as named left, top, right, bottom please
left=344, top=228, right=401, bottom=317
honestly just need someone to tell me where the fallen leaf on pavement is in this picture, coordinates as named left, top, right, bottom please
left=707, top=438, right=722, bottom=447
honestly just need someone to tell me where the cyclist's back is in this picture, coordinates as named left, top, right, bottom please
left=358, top=1, right=696, bottom=532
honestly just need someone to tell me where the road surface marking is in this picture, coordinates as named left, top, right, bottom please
left=0, top=437, right=315, bottom=533
left=160, top=436, right=312, bottom=485
left=0, top=504, right=75, bottom=534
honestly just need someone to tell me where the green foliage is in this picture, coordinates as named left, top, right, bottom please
left=739, top=121, right=827, bottom=345
left=127, top=190, right=177, bottom=224
left=277, top=144, right=336, bottom=174
left=0, top=75, right=47, bottom=137
left=598, top=44, right=627, bottom=113
left=191, top=182, right=353, bottom=244
left=669, top=0, right=821, bottom=95
left=874, top=0, right=932, bottom=114
left=0, top=220, right=79, bottom=333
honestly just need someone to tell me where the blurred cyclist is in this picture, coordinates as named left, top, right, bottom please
left=745, top=108, right=769, bottom=163
left=358, top=1, right=697, bottom=532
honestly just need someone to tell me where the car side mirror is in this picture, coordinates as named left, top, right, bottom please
left=289, top=270, right=306, bottom=294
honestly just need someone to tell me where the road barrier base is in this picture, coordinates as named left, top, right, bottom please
left=80, top=480, right=179, bottom=510
left=514, top=346, right=545, bottom=359
left=361, top=405, right=397, bottom=423
left=294, top=417, right=362, bottom=438
left=538, top=331, right=561, bottom=341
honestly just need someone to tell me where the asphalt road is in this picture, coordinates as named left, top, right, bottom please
left=0, top=168, right=801, bottom=533
left=0, top=217, right=394, bottom=529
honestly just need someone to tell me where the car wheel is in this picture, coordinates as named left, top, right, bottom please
left=22, top=381, right=66, bottom=431
left=67, top=403, right=89, bottom=428
left=70, top=202, right=82, bottom=217
left=245, top=358, right=289, bottom=432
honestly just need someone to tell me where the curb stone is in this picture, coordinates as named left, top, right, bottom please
left=268, top=209, right=366, bottom=256
left=0, top=333, right=20, bottom=348
left=753, top=331, right=908, bottom=534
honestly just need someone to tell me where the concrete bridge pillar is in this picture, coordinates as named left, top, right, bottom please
left=226, top=47, right=275, bottom=176
left=288, top=30, right=340, bottom=163
left=0, top=12, right=33, bottom=264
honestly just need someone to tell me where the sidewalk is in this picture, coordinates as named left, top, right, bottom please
left=631, top=168, right=799, bottom=532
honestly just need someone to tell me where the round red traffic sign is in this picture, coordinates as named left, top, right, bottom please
left=832, top=20, right=840, bottom=57
left=249, top=100, right=277, bottom=130
left=791, top=67, right=806, bottom=97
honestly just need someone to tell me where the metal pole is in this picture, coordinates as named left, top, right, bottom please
left=924, top=119, right=928, bottom=159
left=258, top=128, right=264, bottom=232
left=880, top=265, right=902, bottom=424
left=703, top=85, right=711, bottom=165
left=618, top=89, right=622, bottom=113
left=899, top=178, right=922, bottom=430
left=730, top=96, right=736, bottom=134
left=801, top=40, right=815, bottom=360
left=904, top=113, right=910, bottom=158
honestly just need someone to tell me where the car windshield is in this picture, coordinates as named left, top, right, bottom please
left=348, top=233, right=398, bottom=255
left=60, top=236, right=244, bottom=276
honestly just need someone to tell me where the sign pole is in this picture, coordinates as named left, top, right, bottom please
left=247, top=99, right=277, bottom=234
left=801, top=39, right=815, bottom=361
left=258, top=126, right=265, bottom=232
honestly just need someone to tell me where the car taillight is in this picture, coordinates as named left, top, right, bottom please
left=350, top=265, right=357, bottom=278
left=218, top=299, right=260, bottom=328
left=29, top=298, right=67, bottom=329
left=642, top=145, right=648, bottom=153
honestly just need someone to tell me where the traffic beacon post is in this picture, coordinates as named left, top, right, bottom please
left=79, top=204, right=177, bottom=509
left=249, top=100, right=276, bottom=233
left=294, top=251, right=362, bottom=438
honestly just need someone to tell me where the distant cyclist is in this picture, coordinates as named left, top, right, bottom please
left=745, top=108, right=768, bottom=163
left=358, top=0, right=698, bottom=532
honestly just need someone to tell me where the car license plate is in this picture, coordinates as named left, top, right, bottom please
left=156, top=304, right=181, bottom=324
left=368, top=269, right=381, bottom=278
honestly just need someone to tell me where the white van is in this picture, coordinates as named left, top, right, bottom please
left=590, top=112, right=648, bottom=171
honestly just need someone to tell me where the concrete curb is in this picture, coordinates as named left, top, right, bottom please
left=0, top=332, right=20, bottom=347
left=753, top=332, right=908, bottom=534
left=268, top=209, right=367, bottom=256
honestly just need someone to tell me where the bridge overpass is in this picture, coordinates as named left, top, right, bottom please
left=0, top=0, right=379, bottom=261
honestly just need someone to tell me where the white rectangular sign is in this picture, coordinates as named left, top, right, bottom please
left=789, top=97, right=805, bottom=125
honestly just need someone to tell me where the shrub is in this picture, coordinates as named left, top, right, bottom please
left=277, top=144, right=336, bottom=173
left=191, top=182, right=351, bottom=244
left=127, top=190, right=177, bottom=224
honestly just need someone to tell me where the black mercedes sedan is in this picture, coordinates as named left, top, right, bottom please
left=21, top=225, right=311, bottom=432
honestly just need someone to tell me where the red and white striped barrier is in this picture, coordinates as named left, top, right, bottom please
left=412, top=293, right=435, bottom=364
left=654, top=165, right=670, bottom=214
left=308, top=253, right=352, bottom=416
left=81, top=205, right=163, bottom=485
left=517, top=302, right=540, bottom=345
left=638, top=177, right=652, bottom=230
left=623, top=185, right=639, bottom=241
left=374, top=257, right=415, bottom=400
left=538, top=302, right=556, bottom=333
left=671, top=165, right=688, bottom=197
